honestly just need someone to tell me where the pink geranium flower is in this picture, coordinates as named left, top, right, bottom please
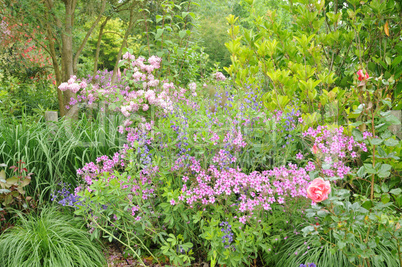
left=307, top=178, right=331, bottom=203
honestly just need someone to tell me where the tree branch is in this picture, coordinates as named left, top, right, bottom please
left=93, top=16, right=111, bottom=75
left=111, top=0, right=137, bottom=84
left=73, top=0, right=106, bottom=73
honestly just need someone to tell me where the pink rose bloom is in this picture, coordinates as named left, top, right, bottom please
left=142, top=104, right=149, bottom=111
left=307, top=178, right=331, bottom=203
left=357, top=69, right=369, bottom=81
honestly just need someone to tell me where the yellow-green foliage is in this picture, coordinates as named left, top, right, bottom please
left=84, top=18, right=141, bottom=71
left=224, top=0, right=402, bottom=123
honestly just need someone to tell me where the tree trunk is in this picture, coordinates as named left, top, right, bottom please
left=60, top=0, right=76, bottom=117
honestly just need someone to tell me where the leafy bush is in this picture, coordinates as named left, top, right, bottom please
left=0, top=161, right=35, bottom=230
left=224, top=0, right=402, bottom=119
left=0, top=206, right=105, bottom=267
left=0, top=76, right=57, bottom=121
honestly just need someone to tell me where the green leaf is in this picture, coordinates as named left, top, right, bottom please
left=0, top=189, right=10, bottom=194
left=384, top=114, right=401, bottom=125
left=370, top=138, right=383, bottom=145
left=384, top=138, right=399, bottom=147
left=381, top=183, right=389, bottom=193
left=118, top=60, right=127, bottom=68
left=357, top=166, right=366, bottom=177
left=392, top=56, right=402, bottom=68
left=376, top=146, right=388, bottom=158
left=352, top=128, right=363, bottom=141
left=381, top=194, right=391, bottom=204
left=155, top=28, right=164, bottom=40
left=362, top=200, right=373, bottom=210
left=381, top=99, right=392, bottom=108
left=364, top=164, right=376, bottom=174
left=179, top=30, right=187, bottom=39
left=374, top=184, right=381, bottom=193
left=337, top=241, right=346, bottom=250
left=378, top=164, right=392, bottom=178
left=302, top=226, right=315, bottom=235
left=0, top=170, right=5, bottom=183
left=6, top=176, right=19, bottom=186
left=368, top=239, right=377, bottom=249
left=390, top=188, right=402, bottom=195
left=385, top=56, right=391, bottom=66
left=317, top=210, right=328, bottom=217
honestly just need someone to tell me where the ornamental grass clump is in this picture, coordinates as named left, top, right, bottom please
left=0, top=207, right=106, bottom=267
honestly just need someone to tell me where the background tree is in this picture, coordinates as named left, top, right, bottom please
left=0, top=0, right=109, bottom=116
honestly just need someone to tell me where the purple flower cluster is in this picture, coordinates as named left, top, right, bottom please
left=51, top=183, right=82, bottom=207
left=300, top=263, right=316, bottom=267
left=270, top=108, right=302, bottom=148
left=220, top=221, right=235, bottom=250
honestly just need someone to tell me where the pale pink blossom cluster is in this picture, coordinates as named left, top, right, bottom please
left=188, top=82, right=197, bottom=97
left=213, top=71, right=227, bottom=81
left=124, top=55, right=162, bottom=76
left=122, top=52, right=135, bottom=60
left=0, top=20, right=10, bottom=44
left=58, top=53, right=175, bottom=118
left=58, top=75, right=86, bottom=94
left=119, top=88, right=173, bottom=117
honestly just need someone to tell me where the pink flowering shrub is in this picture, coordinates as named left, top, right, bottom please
left=213, top=71, right=227, bottom=82
left=0, top=20, right=10, bottom=44
left=58, top=52, right=176, bottom=125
